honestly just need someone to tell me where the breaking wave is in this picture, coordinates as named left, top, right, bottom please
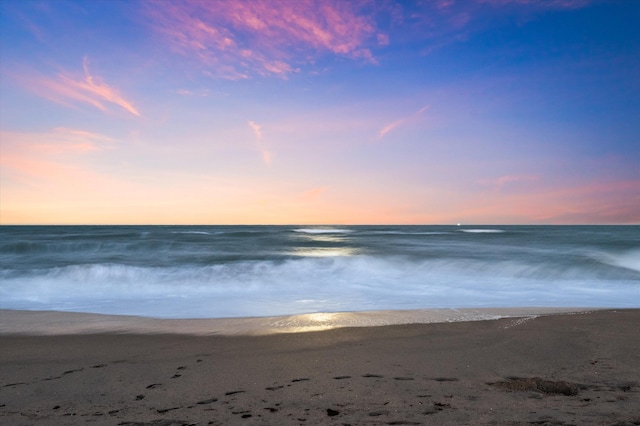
left=1, top=253, right=638, bottom=318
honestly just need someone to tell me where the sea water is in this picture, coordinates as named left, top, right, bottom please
left=0, top=225, right=638, bottom=319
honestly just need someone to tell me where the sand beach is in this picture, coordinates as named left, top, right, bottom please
left=1, top=309, right=639, bottom=425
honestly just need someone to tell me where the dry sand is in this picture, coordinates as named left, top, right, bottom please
left=1, top=309, right=639, bottom=425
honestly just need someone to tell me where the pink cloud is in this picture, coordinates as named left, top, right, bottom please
left=19, top=57, right=141, bottom=116
left=436, top=0, right=456, bottom=10
left=144, top=0, right=594, bottom=79
left=376, top=33, right=390, bottom=46
left=260, top=151, right=272, bottom=166
left=146, top=0, right=381, bottom=78
left=248, top=120, right=262, bottom=140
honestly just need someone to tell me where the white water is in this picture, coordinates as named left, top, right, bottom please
left=2, top=225, right=638, bottom=319
left=2, top=254, right=638, bottom=318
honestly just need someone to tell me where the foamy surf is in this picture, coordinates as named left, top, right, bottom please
left=1, top=225, right=638, bottom=319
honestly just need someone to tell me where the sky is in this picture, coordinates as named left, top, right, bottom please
left=0, top=0, right=638, bottom=225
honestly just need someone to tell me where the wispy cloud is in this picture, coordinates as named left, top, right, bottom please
left=483, top=174, right=541, bottom=188
left=19, top=57, right=141, bottom=117
left=143, top=0, right=594, bottom=79
left=247, top=120, right=272, bottom=165
left=378, top=105, right=429, bottom=139
left=146, top=0, right=383, bottom=79
left=248, top=120, right=262, bottom=140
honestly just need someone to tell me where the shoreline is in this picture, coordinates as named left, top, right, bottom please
left=1, top=309, right=638, bottom=425
left=0, top=306, right=603, bottom=335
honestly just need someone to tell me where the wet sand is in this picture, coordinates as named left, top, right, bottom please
left=1, top=309, right=639, bottom=425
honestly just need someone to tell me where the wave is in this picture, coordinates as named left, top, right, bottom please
left=367, top=231, right=451, bottom=235
left=459, top=229, right=505, bottom=234
left=592, top=249, right=640, bottom=273
left=294, top=228, right=353, bottom=234
left=1, top=254, right=637, bottom=318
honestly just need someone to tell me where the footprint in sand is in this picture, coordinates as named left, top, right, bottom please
left=326, top=408, right=340, bottom=416
left=368, top=410, right=390, bottom=417
left=433, top=377, right=459, bottom=382
left=156, top=406, right=181, bottom=414
left=265, top=385, right=285, bottom=391
left=196, top=398, right=218, bottom=405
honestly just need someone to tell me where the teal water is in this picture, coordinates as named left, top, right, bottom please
left=1, top=225, right=638, bottom=318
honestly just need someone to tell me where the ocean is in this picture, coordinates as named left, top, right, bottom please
left=1, top=225, right=638, bottom=319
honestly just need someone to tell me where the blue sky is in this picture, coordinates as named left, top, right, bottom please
left=1, top=0, right=638, bottom=224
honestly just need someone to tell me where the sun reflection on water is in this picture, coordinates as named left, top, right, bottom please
left=290, top=247, right=358, bottom=257
left=268, top=312, right=348, bottom=333
left=289, top=230, right=357, bottom=257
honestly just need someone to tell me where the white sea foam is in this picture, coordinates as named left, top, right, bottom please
left=1, top=255, right=637, bottom=319
left=2, top=225, right=637, bottom=320
left=593, top=249, right=640, bottom=273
